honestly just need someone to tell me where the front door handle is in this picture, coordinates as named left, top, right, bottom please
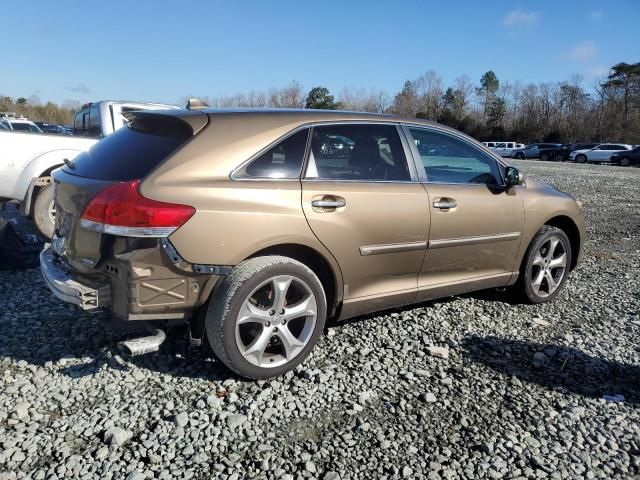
left=433, top=198, right=457, bottom=209
left=312, top=197, right=346, bottom=209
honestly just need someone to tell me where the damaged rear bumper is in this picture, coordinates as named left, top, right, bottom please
left=40, top=240, right=222, bottom=321
left=40, top=246, right=110, bottom=310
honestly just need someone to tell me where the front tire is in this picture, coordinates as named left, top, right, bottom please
left=575, top=154, right=587, bottom=164
left=540, top=152, right=550, bottom=162
left=554, top=153, right=564, bottom=162
left=514, top=152, right=525, bottom=160
left=516, top=226, right=572, bottom=304
left=206, top=256, right=326, bottom=379
left=619, top=157, right=630, bottom=167
left=32, top=183, right=55, bottom=239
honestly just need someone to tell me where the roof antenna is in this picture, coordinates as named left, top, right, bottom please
left=185, top=98, right=209, bottom=110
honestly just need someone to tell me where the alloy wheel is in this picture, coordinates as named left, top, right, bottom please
left=235, top=275, right=317, bottom=368
left=529, top=236, right=567, bottom=298
left=47, top=200, right=56, bottom=226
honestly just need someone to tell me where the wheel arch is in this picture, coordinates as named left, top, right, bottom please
left=544, top=215, right=581, bottom=270
left=246, top=243, right=343, bottom=319
left=20, top=163, right=61, bottom=217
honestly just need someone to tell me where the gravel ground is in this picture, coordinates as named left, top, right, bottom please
left=1, top=160, right=639, bottom=480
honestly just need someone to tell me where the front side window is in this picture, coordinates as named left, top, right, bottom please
left=409, top=127, right=502, bottom=185
left=236, top=128, right=309, bottom=179
left=306, top=124, right=410, bottom=181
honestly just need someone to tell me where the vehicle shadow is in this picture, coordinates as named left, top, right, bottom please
left=0, top=272, right=241, bottom=382
left=461, top=335, right=640, bottom=406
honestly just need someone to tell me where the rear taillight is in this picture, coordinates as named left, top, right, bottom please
left=80, top=180, right=195, bottom=237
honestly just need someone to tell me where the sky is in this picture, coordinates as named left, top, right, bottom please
left=3, top=0, right=639, bottom=106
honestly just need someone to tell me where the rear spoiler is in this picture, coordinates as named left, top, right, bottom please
left=124, top=110, right=209, bottom=136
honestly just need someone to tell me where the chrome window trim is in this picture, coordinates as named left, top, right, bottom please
left=302, top=178, right=417, bottom=185
left=401, top=123, right=509, bottom=185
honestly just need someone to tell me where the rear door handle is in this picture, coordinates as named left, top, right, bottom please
left=312, top=198, right=346, bottom=209
left=433, top=198, right=457, bottom=209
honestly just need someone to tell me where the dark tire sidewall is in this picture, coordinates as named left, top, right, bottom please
left=521, top=227, right=572, bottom=304
left=207, top=257, right=326, bottom=379
left=32, top=183, right=55, bottom=239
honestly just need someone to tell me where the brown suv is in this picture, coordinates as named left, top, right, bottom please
left=41, top=109, right=585, bottom=378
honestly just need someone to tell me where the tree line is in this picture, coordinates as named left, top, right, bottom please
left=198, top=61, right=640, bottom=144
left=0, top=96, right=80, bottom=126
left=3, top=61, right=638, bottom=143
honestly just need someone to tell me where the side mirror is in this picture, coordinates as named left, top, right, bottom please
left=504, top=166, right=525, bottom=187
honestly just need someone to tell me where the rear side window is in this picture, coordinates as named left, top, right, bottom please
left=88, top=105, right=101, bottom=137
left=306, top=124, right=410, bottom=181
left=235, top=129, right=309, bottom=179
left=65, top=116, right=192, bottom=181
left=74, top=110, right=89, bottom=136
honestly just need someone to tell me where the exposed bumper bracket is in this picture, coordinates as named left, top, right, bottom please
left=40, top=247, right=111, bottom=310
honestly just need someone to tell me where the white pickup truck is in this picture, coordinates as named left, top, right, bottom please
left=0, top=100, right=178, bottom=238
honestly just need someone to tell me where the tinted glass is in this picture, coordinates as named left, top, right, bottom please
left=11, top=123, right=34, bottom=132
left=307, top=124, right=410, bottom=181
left=65, top=117, right=192, bottom=181
left=238, top=129, right=308, bottom=179
left=74, top=110, right=86, bottom=130
left=409, top=128, right=502, bottom=185
left=88, top=105, right=101, bottom=137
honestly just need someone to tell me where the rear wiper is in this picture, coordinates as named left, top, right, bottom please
left=63, top=158, right=75, bottom=170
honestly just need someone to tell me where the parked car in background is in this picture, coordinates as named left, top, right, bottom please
left=482, top=141, right=524, bottom=158
left=0, top=117, right=44, bottom=133
left=42, top=109, right=585, bottom=379
left=569, top=144, right=633, bottom=164
left=610, top=145, right=640, bottom=166
left=549, top=143, right=599, bottom=162
left=35, top=122, right=73, bottom=135
left=0, top=100, right=178, bottom=238
left=512, top=143, right=561, bottom=160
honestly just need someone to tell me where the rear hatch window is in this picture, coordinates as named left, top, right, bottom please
left=64, top=115, right=193, bottom=181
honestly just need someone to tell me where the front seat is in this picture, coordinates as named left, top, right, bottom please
left=350, top=136, right=385, bottom=179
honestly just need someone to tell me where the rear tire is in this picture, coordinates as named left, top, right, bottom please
left=32, top=183, right=55, bottom=239
left=540, top=153, right=550, bottom=162
left=206, top=256, right=326, bottom=379
left=554, top=153, right=564, bottom=162
left=575, top=154, right=587, bottom=164
left=514, top=152, right=524, bottom=160
left=515, top=226, right=572, bottom=304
